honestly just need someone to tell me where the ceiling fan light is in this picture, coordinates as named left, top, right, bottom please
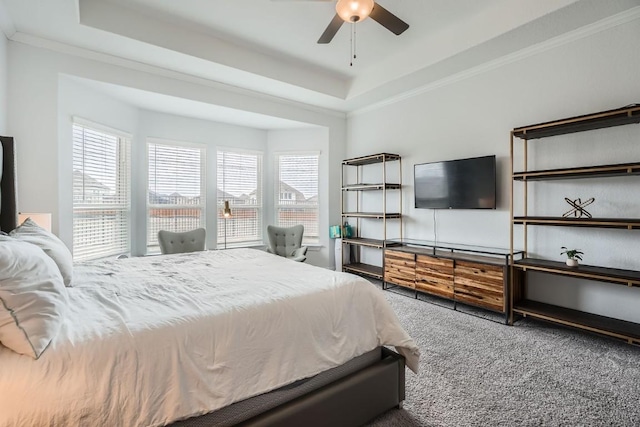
left=336, top=0, right=374, bottom=23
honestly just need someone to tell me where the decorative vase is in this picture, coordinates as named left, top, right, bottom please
left=566, top=259, right=579, bottom=267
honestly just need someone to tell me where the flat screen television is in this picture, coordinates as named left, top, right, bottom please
left=414, top=155, right=496, bottom=209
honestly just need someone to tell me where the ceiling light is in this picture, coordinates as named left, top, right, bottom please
left=335, top=0, right=374, bottom=23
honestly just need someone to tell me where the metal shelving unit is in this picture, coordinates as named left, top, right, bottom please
left=341, top=153, right=402, bottom=280
left=510, top=104, right=640, bottom=345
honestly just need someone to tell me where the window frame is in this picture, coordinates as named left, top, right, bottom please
left=72, top=118, right=131, bottom=261
left=146, top=138, right=207, bottom=254
left=274, top=151, right=320, bottom=245
left=216, top=147, right=264, bottom=248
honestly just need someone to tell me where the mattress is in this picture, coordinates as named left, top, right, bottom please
left=0, top=248, right=419, bottom=427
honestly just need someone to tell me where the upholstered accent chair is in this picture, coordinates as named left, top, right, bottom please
left=158, top=228, right=206, bottom=254
left=266, top=224, right=308, bottom=262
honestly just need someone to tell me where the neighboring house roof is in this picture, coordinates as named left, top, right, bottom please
left=147, top=183, right=316, bottom=205
left=217, top=189, right=236, bottom=200
left=73, top=170, right=111, bottom=192
left=278, top=181, right=306, bottom=201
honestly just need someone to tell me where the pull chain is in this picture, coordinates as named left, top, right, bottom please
left=353, top=22, right=357, bottom=61
left=350, top=22, right=354, bottom=66
left=350, top=22, right=357, bottom=67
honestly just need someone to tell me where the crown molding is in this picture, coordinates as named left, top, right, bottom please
left=349, top=6, right=640, bottom=118
left=8, top=31, right=347, bottom=121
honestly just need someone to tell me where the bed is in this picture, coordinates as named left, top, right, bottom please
left=0, top=136, right=419, bottom=427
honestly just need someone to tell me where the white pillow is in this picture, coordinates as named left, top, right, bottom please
left=10, top=217, right=74, bottom=287
left=0, top=238, right=68, bottom=359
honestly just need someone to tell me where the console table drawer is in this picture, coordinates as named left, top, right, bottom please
left=384, top=266, right=415, bottom=289
left=385, top=249, right=415, bottom=262
left=415, top=255, right=453, bottom=298
left=385, top=250, right=415, bottom=288
left=455, top=289, right=504, bottom=312
left=454, top=261, right=505, bottom=311
left=454, top=261, right=504, bottom=289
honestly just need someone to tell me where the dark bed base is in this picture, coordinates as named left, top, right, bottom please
left=239, top=347, right=405, bottom=427
left=171, top=347, right=405, bottom=427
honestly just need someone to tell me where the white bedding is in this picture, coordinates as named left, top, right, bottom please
left=0, top=249, right=419, bottom=427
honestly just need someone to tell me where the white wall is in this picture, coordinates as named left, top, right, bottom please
left=58, top=76, right=139, bottom=250
left=0, top=33, right=8, bottom=134
left=267, top=127, right=331, bottom=268
left=8, top=40, right=346, bottom=267
left=346, top=19, right=640, bottom=322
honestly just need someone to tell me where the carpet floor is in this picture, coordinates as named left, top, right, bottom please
left=367, top=286, right=640, bottom=427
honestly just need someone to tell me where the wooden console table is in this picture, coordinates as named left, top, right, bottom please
left=383, top=239, right=524, bottom=324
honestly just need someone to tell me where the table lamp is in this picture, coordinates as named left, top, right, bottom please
left=18, top=212, right=52, bottom=232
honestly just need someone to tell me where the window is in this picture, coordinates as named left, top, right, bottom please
left=217, top=149, right=263, bottom=247
left=275, top=153, right=319, bottom=244
left=147, top=140, right=205, bottom=252
left=72, top=121, right=130, bottom=261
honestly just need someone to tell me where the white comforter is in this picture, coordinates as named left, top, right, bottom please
left=0, top=249, right=419, bottom=427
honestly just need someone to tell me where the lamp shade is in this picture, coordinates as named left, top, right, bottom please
left=18, top=212, right=52, bottom=232
left=336, top=0, right=374, bottom=23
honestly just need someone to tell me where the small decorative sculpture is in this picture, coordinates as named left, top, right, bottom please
left=563, top=197, right=594, bottom=218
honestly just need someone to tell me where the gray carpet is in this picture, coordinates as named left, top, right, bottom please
left=367, top=286, right=640, bottom=427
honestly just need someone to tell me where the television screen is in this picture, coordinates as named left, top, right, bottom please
left=414, top=155, right=496, bottom=209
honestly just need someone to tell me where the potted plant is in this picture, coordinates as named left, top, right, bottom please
left=561, top=247, right=583, bottom=267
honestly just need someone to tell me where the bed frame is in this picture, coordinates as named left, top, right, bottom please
left=238, top=348, right=404, bottom=427
left=171, top=347, right=405, bottom=427
left=0, top=136, right=407, bottom=426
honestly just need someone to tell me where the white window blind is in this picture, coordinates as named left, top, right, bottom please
left=217, top=149, right=263, bottom=247
left=72, top=122, right=130, bottom=261
left=275, top=153, right=319, bottom=244
left=147, top=140, right=205, bottom=252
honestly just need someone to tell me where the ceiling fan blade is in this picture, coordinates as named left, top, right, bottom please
left=369, top=2, right=409, bottom=35
left=317, top=14, right=344, bottom=44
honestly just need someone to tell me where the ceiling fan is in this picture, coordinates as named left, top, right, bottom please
left=274, top=0, right=409, bottom=44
